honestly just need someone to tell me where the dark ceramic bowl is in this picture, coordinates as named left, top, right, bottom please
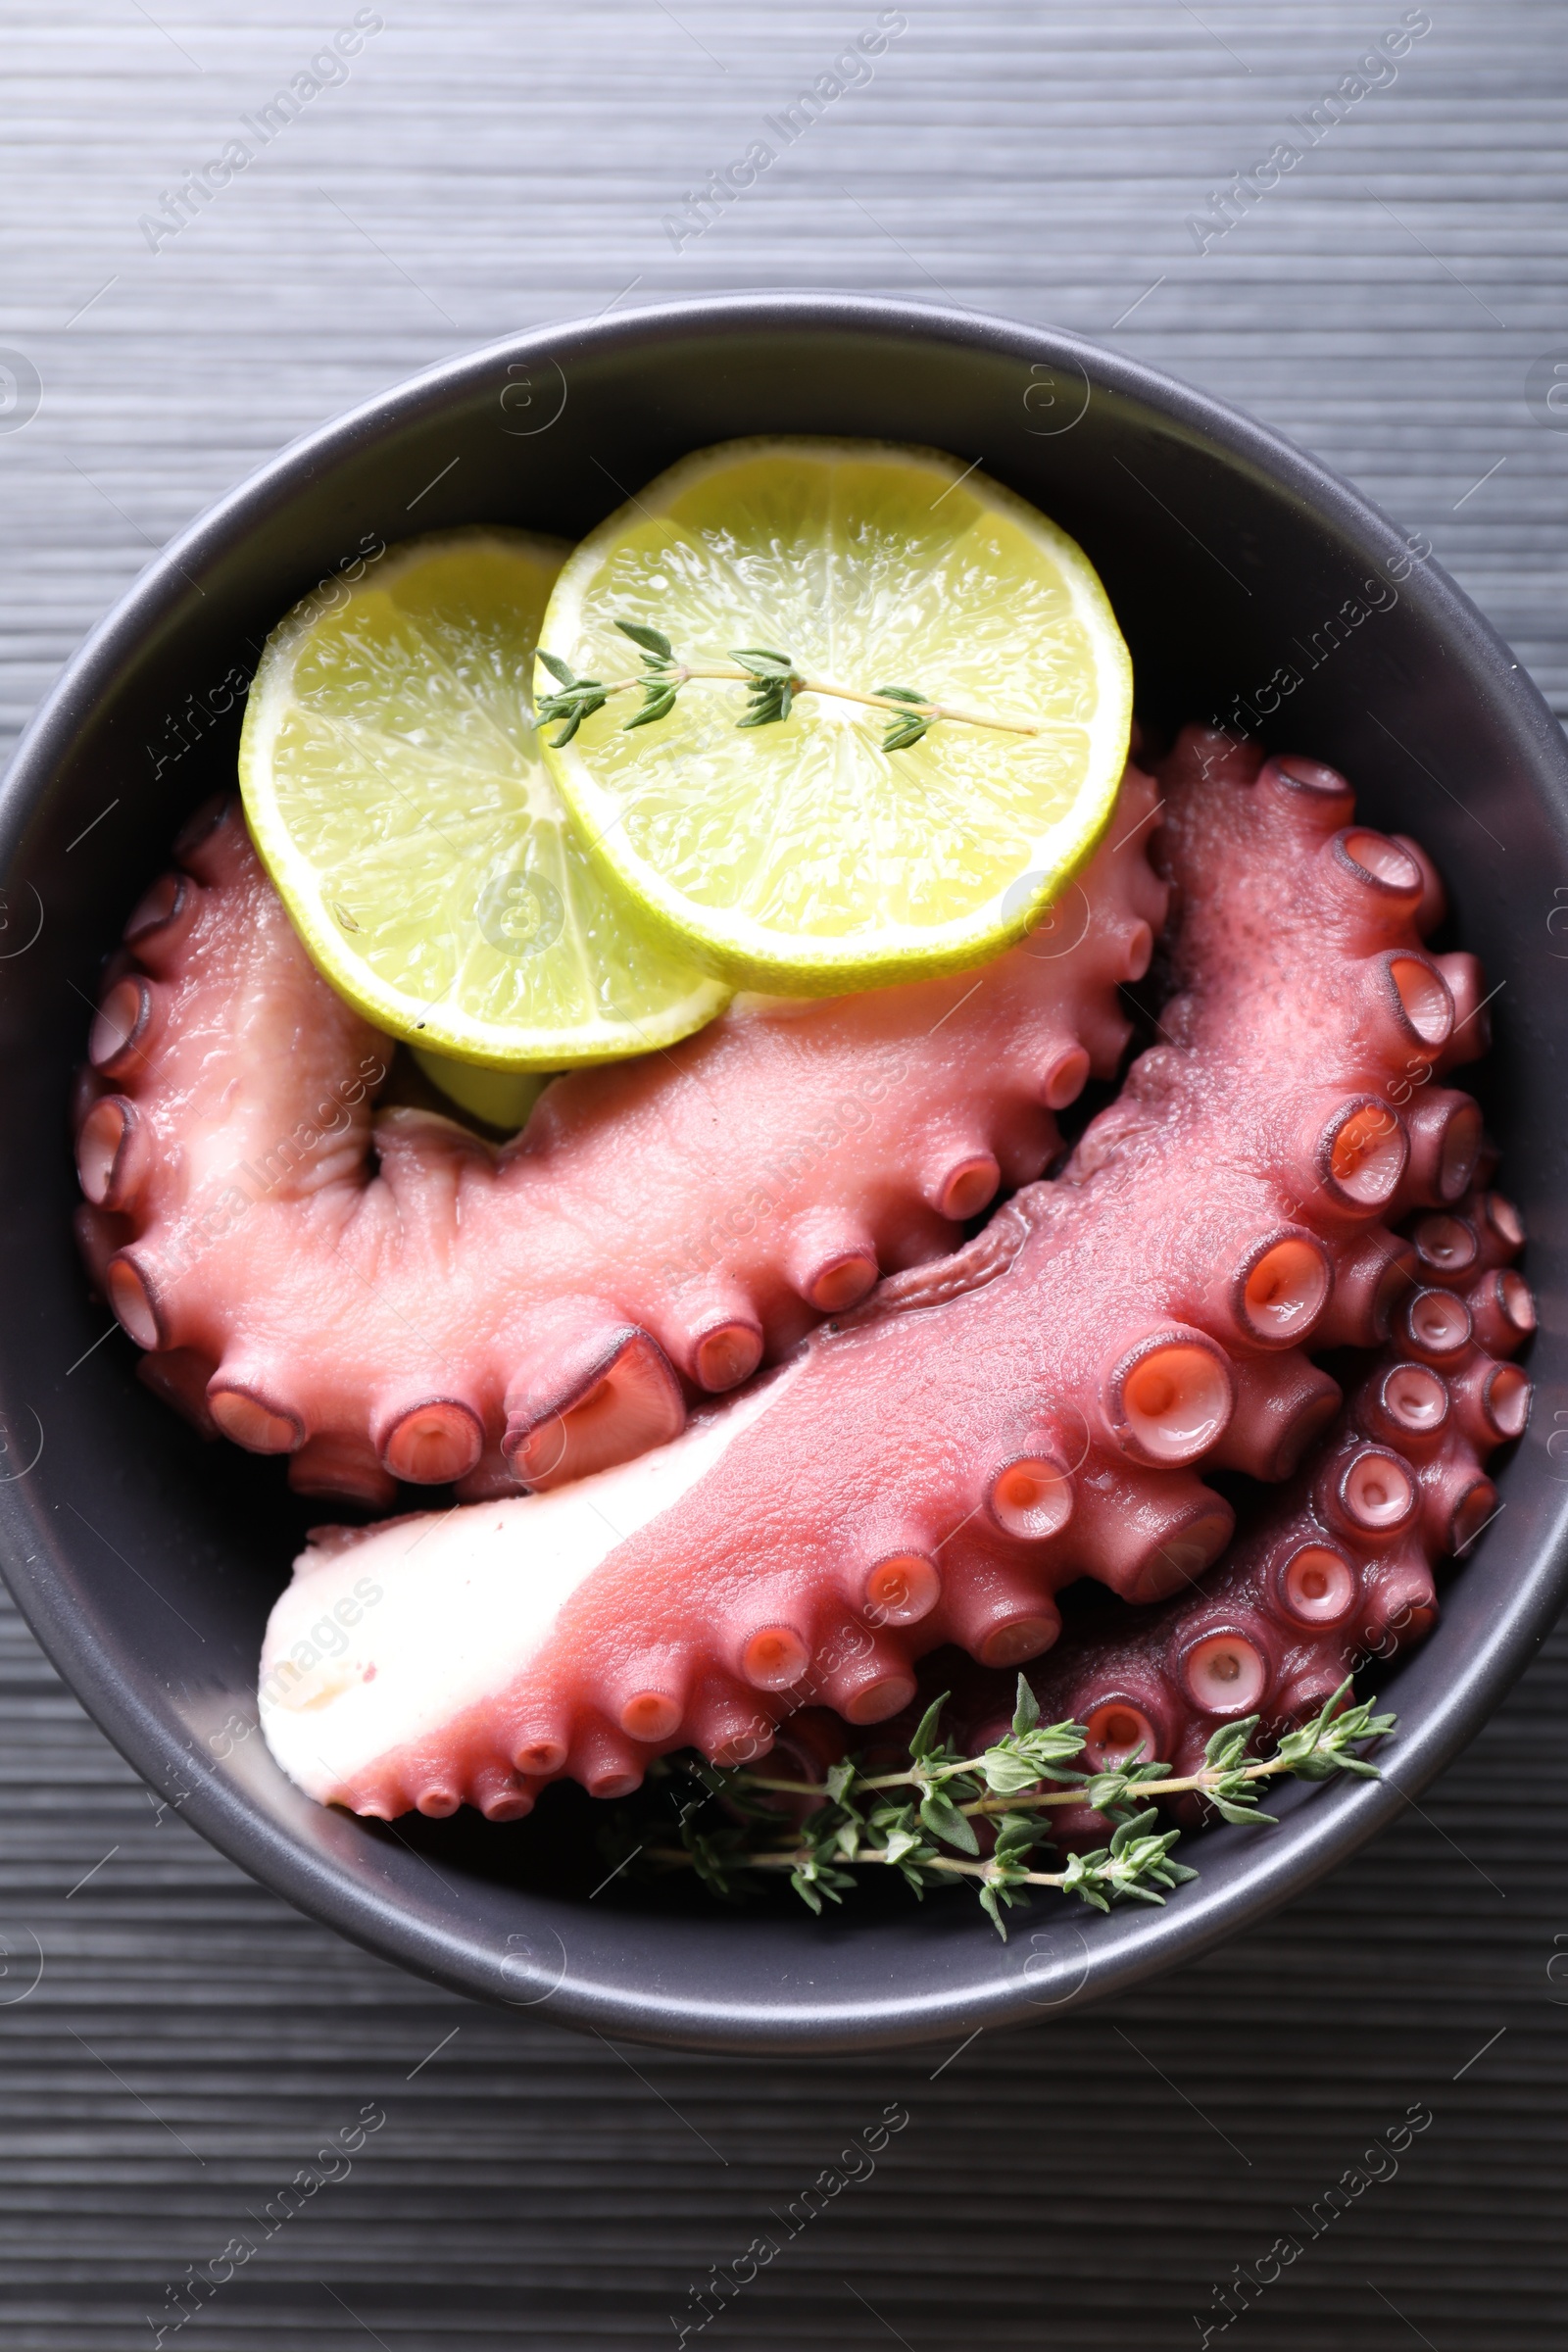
left=2, top=295, right=1565, bottom=2052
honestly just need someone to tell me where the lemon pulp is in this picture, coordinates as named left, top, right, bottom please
left=536, top=439, right=1133, bottom=992
left=239, top=528, right=728, bottom=1066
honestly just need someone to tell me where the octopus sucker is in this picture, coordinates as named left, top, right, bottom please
left=76, top=765, right=1168, bottom=1498
left=289, top=1434, right=397, bottom=1511
left=926, top=1220, right=1530, bottom=1850
left=1210, top=1350, right=1342, bottom=1481
left=256, top=734, right=1501, bottom=1819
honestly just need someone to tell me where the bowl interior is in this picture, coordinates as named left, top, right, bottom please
left=3, top=297, right=1566, bottom=2050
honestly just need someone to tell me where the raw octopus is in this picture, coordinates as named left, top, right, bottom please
left=73, top=766, right=1165, bottom=1508
left=256, top=730, right=1500, bottom=1823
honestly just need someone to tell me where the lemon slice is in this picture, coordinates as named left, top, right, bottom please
left=536, top=439, right=1133, bottom=992
left=239, top=528, right=728, bottom=1066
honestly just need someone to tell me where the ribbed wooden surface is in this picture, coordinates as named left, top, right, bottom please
left=2, top=2, right=1566, bottom=2342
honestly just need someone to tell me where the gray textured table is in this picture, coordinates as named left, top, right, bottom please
left=2, top=3, right=1566, bottom=2344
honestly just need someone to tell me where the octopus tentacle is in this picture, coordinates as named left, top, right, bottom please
left=75, top=768, right=1166, bottom=1504
left=930, top=1215, right=1530, bottom=1846
left=257, top=740, right=1491, bottom=1819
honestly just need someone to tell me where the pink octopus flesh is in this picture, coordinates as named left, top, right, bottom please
left=253, top=731, right=1507, bottom=1821
left=74, top=767, right=1164, bottom=1506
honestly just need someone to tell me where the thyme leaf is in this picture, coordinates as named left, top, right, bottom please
left=623, top=1673, right=1396, bottom=1939
left=874, top=683, right=935, bottom=753
left=530, top=622, right=1042, bottom=753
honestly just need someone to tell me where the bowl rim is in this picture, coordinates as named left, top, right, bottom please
left=4, top=288, right=1567, bottom=2052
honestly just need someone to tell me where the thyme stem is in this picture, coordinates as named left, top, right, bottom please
left=649, top=662, right=1044, bottom=733
left=645, top=1845, right=1073, bottom=1890
left=534, top=625, right=1042, bottom=752
left=741, top=1747, right=1308, bottom=1813
left=602, top=1677, right=1395, bottom=1939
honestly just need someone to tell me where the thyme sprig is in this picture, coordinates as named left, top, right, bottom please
left=615, top=1677, right=1393, bottom=1940
left=534, top=620, right=1042, bottom=755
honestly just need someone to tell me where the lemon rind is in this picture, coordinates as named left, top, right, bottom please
left=238, top=527, right=730, bottom=1066
left=536, top=438, right=1134, bottom=996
